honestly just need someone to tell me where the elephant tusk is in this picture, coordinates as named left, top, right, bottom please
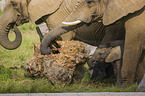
left=62, top=20, right=82, bottom=25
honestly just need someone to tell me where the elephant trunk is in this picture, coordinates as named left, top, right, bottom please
left=0, top=19, right=22, bottom=50
left=40, top=23, right=68, bottom=55
left=88, top=58, right=96, bottom=68
left=0, top=6, right=23, bottom=50
left=40, top=22, right=84, bottom=55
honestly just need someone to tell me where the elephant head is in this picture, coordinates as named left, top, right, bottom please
left=88, top=40, right=124, bottom=67
left=0, top=0, right=65, bottom=49
left=87, top=47, right=115, bottom=79
left=87, top=45, right=123, bottom=85
left=88, top=47, right=111, bottom=68
left=0, top=0, right=30, bottom=49
left=40, top=0, right=108, bottom=55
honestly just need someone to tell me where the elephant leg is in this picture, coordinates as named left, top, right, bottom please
left=113, top=61, right=122, bottom=86
left=121, top=10, right=145, bottom=87
left=122, top=39, right=142, bottom=87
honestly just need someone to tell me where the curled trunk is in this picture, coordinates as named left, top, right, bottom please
left=0, top=6, right=22, bottom=50
left=0, top=23, right=22, bottom=50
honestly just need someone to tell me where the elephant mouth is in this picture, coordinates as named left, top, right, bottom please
left=96, top=59, right=105, bottom=63
left=100, top=59, right=104, bottom=62
left=15, top=16, right=29, bottom=26
left=7, top=15, right=29, bottom=28
left=6, top=22, right=16, bottom=31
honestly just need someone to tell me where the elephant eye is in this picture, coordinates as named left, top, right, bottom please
left=87, top=0, right=92, bottom=4
left=86, top=0, right=96, bottom=7
left=99, top=52, right=102, bottom=55
left=10, top=1, right=18, bottom=8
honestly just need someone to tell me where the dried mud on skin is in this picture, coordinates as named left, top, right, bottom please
left=25, top=41, right=89, bottom=85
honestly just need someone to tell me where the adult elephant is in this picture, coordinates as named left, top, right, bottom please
left=0, top=0, right=125, bottom=49
left=41, top=0, right=145, bottom=87
left=0, top=0, right=29, bottom=49
left=0, top=0, right=107, bottom=50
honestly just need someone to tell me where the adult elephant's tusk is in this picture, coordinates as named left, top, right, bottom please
left=62, top=20, right=82, bottom=26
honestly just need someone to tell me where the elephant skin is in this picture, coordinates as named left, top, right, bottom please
left=89, top=0, right=145, bottom=87
left=88, top=61, right=114, bottom=79
left=58, top=0, right=145, bottom=87
left=0, top=0, right=125, bottom=51
left=88, top=40, right=124, bottom=86
left=0, top=0, right=29, bottom=49
left=1, top=0, right=144, bottom=87
left=88, top=40, right=145, bottom=86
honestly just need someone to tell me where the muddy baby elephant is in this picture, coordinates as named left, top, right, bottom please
left=88, top=41, right=124, bottom=85
left=88, top=61, right=114, bottom=80
left=88, top=40, right=145, bottom=86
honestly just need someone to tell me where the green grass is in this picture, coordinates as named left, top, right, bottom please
left=0, top=23, right=138, bottom=93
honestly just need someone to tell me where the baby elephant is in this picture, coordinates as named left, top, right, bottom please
left=88, top=61, right=114, bottom=79
left=88, top=41, right=124, bottom=86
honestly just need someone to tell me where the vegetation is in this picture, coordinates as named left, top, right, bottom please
left=0, top=22, right=138, bottom=93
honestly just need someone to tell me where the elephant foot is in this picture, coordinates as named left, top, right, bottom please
left=121, top=78, right=134, bottom=88
left=115, top=76, right=123, bottom=86
left=115, top=81, right=122, bottom=87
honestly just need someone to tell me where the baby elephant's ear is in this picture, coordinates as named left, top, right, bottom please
left=105, top=46, right=121, bottom=62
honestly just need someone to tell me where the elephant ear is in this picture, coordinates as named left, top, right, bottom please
left=105, top=46, right=121, bottom=62
left=28, top=0, right=63, bottom=23
left=103, top=0, right=145, bottom=25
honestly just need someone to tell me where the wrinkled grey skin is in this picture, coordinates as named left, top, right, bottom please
left=88, top=40, right=124, bottom=86
left=41, top=19, right=125, bottom=54
left=88, top=61, right=114, bottom=79
left=0, top=0, right=29, bottom=49
left=88, top=47, right=111, bottom=68
left=0, top=0, right=125, bottom=51
left=88, top=40, right=145, bottom=86
left=41, top=0, right=145, bottom=87
left=1, top=0, right=143, bottom=87
left=88, top=40, right=124, bottom=67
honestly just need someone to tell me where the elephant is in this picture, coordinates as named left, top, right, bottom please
left=0, top=0, right=125, bottom=50
left=1, top=0, right=144, bottom=87
left=88, top=40, right=124, bottom=86
left=88, top=41, right=145, bottom=86
left=40, top=0, right=145, bottom=87
left=0, top=0, right=29, bottom=49
left=88, top=61, right=114, bottom=79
